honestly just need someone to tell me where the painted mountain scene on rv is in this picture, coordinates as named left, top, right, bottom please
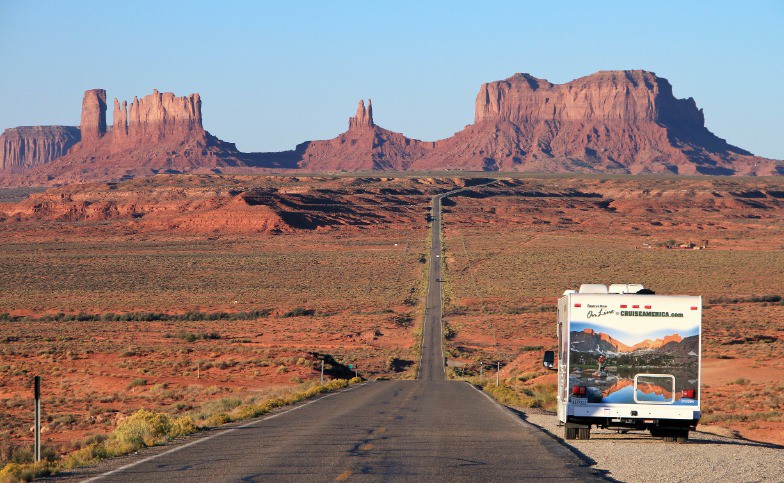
left=569, top=323, right=699, bottom=405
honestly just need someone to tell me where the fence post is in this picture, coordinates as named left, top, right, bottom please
left=34, top=375, right=41, bottom=462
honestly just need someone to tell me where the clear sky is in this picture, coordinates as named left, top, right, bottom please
left=1, top=1, right=782, bottom=159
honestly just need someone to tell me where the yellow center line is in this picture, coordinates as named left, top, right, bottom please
left=335, top=470, right=352, bottom=481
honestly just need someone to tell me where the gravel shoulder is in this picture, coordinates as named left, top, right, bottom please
left=519, top=409, right=784, bottom=482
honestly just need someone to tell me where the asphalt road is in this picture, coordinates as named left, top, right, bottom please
left=74, top=188, right=596, bottom=482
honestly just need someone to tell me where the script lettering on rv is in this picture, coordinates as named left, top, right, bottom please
left=587, top=307, right=615, bottom=318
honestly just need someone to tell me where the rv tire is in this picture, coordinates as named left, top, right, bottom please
left=578, top=427, right=591, bottom=440
left=676, top=431, right=689, bottom=443
left=564, top=427, right=577, bottom=440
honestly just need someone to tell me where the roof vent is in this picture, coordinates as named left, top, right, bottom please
left=579, top=284, right=608, bottom=294
left=608, top=284, right=645, bottom=294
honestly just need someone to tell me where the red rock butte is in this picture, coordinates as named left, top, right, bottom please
left=1, top=70, right=782, bottom=185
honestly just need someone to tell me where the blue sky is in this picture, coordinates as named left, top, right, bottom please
left=1, top=1, right=782, bottom=158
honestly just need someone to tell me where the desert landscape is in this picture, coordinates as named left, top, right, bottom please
left=0, top=173, right=782, bottom=468
left=2, top=2, right=784, bottom=480
left=438, top=175, right=784, bottom=444
left=0, top=175, right=461, bottom=463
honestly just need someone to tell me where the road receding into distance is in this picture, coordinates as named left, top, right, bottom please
left=75, top=186, right=596, bottom=482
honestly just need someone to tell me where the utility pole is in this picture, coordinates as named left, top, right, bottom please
left=496, top=361, right=500, bottom=387
left=33, top=375, right=41, bottom=462
left=320, top=359, right=325, bottom=385
left=480, top=361, right=484, bottom=381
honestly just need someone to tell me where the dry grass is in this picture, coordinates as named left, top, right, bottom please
left=0, top=235, right=424, bottom=314
left=0, top=176, right=444, bottom=470
left=440, top=176, right=784, bottom=444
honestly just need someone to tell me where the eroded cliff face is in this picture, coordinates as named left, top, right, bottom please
left=1, top=71, right=780, bottom=185
left=2, top=89, right=248, bottom=185
left=0, top=126, right=81, bottom=172
left=474, top=71, right=704, bottom=126
left=412, top=70, right=771, bottom=175
left=111, top=90, right=202, bottom=145
left=80, top=89, right=107, bottom=143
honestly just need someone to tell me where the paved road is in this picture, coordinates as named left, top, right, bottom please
left=75, top=187, right=596, bottom=482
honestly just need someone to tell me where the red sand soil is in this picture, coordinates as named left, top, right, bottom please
left=440, top=175, right=784, bottom=445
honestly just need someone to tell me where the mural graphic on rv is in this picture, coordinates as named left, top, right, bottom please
left=569, top=321, right=699, bottom=405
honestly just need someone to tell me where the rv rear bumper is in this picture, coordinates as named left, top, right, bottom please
left=566, top=416, right=699, bottom=432
left=568, top=403, right=700, bottom=421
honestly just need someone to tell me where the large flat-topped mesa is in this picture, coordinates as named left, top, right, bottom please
left=474, top=71, right=703, bottom=125
left=411, top=69, right=774, bottom=175
left=0, top=126, right=81, bottom=172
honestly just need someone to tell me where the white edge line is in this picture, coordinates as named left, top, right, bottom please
left=82, top=383, right=367, bottom=482
left=464, top=381, right=537, bottom=429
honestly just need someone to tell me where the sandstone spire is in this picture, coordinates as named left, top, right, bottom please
left=113, top=98, right=128, bottom=137
left=80, top=89, right=107, bottom=142
left=348, top=99, right=374, bottom=130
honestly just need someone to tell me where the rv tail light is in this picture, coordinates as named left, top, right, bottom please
left=620, top=304, right=627, bottom=308
left=644, top=305, right=652, bottom=309
left=572, top=386, right=587, bottom=396
left=691, top=306, right=698, bottom=310
left=632, top=305, right=640, bottom=309
left=682, top=389, right=696, bottom=399
left=574, top=303, right=581, bottom=307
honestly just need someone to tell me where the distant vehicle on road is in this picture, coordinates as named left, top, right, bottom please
left=544, top=283, right=701, bottom=442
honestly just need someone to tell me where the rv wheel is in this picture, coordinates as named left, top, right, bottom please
left=564, top=427, right=577, bottom=440
left=663, top=434, right=677, bottom=443
left=676, top=432, right=689, bottom=443
left=578, top=427, right=591, bottom=440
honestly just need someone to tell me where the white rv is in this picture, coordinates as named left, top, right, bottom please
left=543, top=284, right=701, bottom=442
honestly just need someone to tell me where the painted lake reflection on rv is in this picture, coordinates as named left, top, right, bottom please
left=569, top=366, right=698, bottom=405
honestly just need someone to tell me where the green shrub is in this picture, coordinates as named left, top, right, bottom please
left=282, top=307, right=315, bottom=317
left=113, top=410, right=173, bottom=448
left=126, top=378, right=147, bottom=390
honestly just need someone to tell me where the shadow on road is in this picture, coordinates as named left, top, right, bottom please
left=505, top=406, right=783, bottom=469
left=504, top=407, right=618, bottom=482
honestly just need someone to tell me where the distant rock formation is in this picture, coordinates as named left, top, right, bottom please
left=2, top=89, right=247, bottom=185
left=473, top=71, right=704, bottom=125
left=412, top=70, right=777, bottom=175
left=111, top=90, right=203, bottom=145
left=294, top=99, right=433, bottom=171
left=80, top=89, right=107, bottom=143
left=1, top=70, right=781, bottom=185
left=0, top=126, right=80, bottom=172
left=348, top=99, right=374, bottom=130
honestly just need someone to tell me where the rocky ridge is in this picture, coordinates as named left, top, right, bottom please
left=1, top=70, right=781, bottom=185
left=4, top=88, right=249, bottom=185
left=0, top=126, right=80, bottom=173
left=294, top=98, right=434, bottom=171
left=411, top=70, right=775, bottom=175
